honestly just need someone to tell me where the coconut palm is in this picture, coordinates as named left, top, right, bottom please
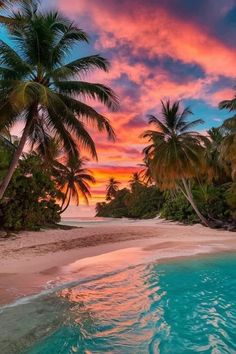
left=106, top=177, right=120, bottom=201
left=138, top=157, right=153, bottom=185
left=142, top=100, right=209, bottom=226
left=129, top=172, right=143, bottom=190
left=0, top=4, right=118, bottom=198
left=219, top=98, right=236, bottom=179
left=0, top=0, right=30, bottom=25
left=55, top=156, right=95, bottom=214
left=220, top=117, right=236, bottom=180
left=205, top=127, right=228, bottom=183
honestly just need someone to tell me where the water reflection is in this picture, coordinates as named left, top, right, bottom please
left=0, top=255, right=236, bottom=354
left=57, top=264, right=164, bottom=353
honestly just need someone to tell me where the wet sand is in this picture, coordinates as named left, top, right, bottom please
left=0, top=219, right=236, bottom=304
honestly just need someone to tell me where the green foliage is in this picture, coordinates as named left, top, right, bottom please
left=0, top=142, right=11, bottom=180
left=96, top=188, right=130, bottom=218
left=161, top=184, right=233, bottom=224
left=0, top=154, right=61, bottom=231
left=161, top=192, right=199, bottom=224
left=97, top=178, right=235, bottom=224
left=126, top=184, right=163, bottom=219
left=225, top=183, right=236, bottom=219
left=0, top=132, right=17, bottom=179
left=96, top=185, right=163, bottom=219
left=194, top=184, right=230, bottom=221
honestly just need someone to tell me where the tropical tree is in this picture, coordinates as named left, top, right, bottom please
left=106, top=177, right=120, bottom=201
left=138, top=157, right=153, bottom=185
left=0, top=3, right=118, bottom=198
left=55, top=157, right=95, bottom=214
left=142, top=100, right=209, bottom=226
left=218, top=97, right=236, bottom=179
left=205, top=127, right=228, bottom=183
left=0, top=0, right=29, bottom=25
left=220, top=117, right=236, bottom=180
left=129, top=172, right=143, bottom=190
left=0, top=152, right=61, bottom=230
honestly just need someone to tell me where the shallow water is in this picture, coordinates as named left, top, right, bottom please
left=1, top=254, right=236, bottom=354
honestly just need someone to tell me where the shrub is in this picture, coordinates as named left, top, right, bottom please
left=126, top=185, right=163, bottom=219
left=161, top=192, right=199, bottom=224
left=0, top=154, right=61, bottom=231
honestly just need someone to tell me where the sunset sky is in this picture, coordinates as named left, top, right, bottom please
left=5, top=0, right=236, bottom=216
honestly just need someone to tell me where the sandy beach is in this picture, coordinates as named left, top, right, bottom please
left=0, top=218, right=236, bottom=304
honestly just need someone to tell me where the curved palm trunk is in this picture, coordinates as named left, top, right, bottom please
left=60, top=190, right=71, bottom=214
left=179, top=178, right=209, bottom=227
left=0, top=118, right=34, bottom=199
left=60, top=184, right=70, bottom=209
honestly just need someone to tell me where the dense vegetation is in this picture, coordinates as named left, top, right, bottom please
left=96, top=101, right=236, bottom=230
left=96, top=177, right=236, bottom=229
left=96, top=183, right=164, bottom=219
left=0, top=153, right=61, bottom=230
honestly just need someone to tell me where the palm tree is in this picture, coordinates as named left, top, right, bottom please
left=220, top=117, right=236, bottom=180
left=219, top=96, right=236, bottom=179
left=142, top=100, right=209, bottom=226
left=205, top=127, right=229, bottom=183
left=0, top=0, right=30, bottom=25
left=0, top=4, right=118, bottom=199
left=129, top=172, right=143, bottom=190
left=219, top=98, right=236, bottom=179
left=55, top=157, right=95, bottom=214
left=138, top=157, right=153, bottom=185
left=106, top=177, right=120, bottom=201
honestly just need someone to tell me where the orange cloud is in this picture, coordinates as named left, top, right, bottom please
left=59, top=0, right=236, bottom=78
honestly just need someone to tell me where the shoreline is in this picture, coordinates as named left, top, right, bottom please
left=0, top=219, right=236, bottom=305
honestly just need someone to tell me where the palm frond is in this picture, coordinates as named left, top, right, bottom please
left=55, top=81, right=119, bottom=111
left=51, top=55, right=109, bottom=80
left=219, top=97, right=236, bottom=111
left=58, top=94, right=116, bottom=141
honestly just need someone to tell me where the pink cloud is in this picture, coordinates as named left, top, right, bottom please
left=59, top=0, right=236, bottom=78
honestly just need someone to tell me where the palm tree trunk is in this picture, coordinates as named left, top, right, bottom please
left=179, top=178, right=209, bottom=227
left=0, top=118, right=33, bottom=199
left=60, top=190, right=71, bottom=214
left=60, top=184, right=70, bottom=209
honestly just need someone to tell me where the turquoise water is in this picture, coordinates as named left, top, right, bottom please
left=1, top=254, right=236, bottom=353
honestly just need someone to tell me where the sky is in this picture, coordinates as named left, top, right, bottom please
left=7, top=0, right=236, bottom=216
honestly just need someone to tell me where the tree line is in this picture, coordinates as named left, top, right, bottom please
left=96, top=100, right=236, bottom=230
